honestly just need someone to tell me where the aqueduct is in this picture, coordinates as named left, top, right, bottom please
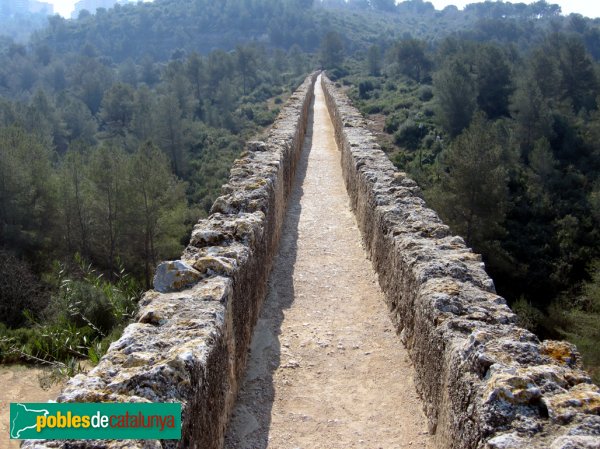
left=24, top=73, right=600, bottom=449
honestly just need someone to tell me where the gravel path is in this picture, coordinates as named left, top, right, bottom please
left=0, top=365, right=65, bottom=449
left=224, top=76, right=433, bottom=449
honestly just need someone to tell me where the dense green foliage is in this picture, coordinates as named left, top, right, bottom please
left=1, top=257, right=140, bottom=372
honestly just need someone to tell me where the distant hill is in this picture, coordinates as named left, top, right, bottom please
left=26, top=0, right=600, bottom=64
left=0, top=0, right=53, bottom=42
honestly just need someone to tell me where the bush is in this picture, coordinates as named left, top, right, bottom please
left=61, top=281, right=117, bottom=334
left=3, top=257, right=143, bottom=366
left=358, top=80, right=375, bottom=99
left=391, top=150, right=411, bottom=168
left=512, top=297, right=545, bottom=334
left=419, top=86, right=434, bottom=101
left=384, top=114, right=402, bottom=134
left=394, top=119, right=425, bottom=150
left=363, top=104, right=382, bottom=114
left=328, top=67, right=349, bottom=81
left=249, top=84, right=277, bottom=103
left=423, top=106, right=435, bottom=117
left=0, top=251, right=48, bottom=328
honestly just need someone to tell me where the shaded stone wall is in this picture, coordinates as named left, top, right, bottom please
left=321, top=75, right=600, bottom=449
left=22, top=72, right=318, bottom=449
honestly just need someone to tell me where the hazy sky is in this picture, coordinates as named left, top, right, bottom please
left=428, top=0, right=600, bottom=18
left=45, top=0, right=600, bottom=19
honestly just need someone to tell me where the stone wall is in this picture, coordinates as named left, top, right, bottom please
left=321, top=75, right=600, bottom=449
left=22, top=72, right=318, bottom=449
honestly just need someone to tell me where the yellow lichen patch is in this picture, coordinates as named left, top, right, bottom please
left=541, top=340, right=579, bottom=367
left=245, top=178, right=268, bottom=190
left=543, top=383, right=600, bottom=423
left=142, top=291, right=161, bottom=302
left=122, top=352, right=155, bottom=368
left=485, top=371, right=541, bottom=405
left=437, top=281, right=461, bottom=296
left=192, top=256, right=234, bottom=276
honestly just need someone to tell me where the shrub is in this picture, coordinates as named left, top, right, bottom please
left=328, top=67, right=349, bottom=81
left=419, top=86, right=434, bottom=101
left=512, top=297, right=545, bottom=334
left=394, top=119, right=425, bottom=150
left=363, top=104, right=382, bottom=114
left=358, top=80, right=375, bottom=99
left=0, top=251, right=48, bottom=328
left=384, top=114, right=402, bottom=134
left=3, top=257, right=143, bottom=367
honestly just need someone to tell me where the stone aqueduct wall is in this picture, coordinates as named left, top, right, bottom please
left=23, top=72, right=318, bottom=449
left=321, top=75, right=600, bottom=449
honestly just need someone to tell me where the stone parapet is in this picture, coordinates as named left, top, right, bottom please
left=321, top=74, right=600, bottom=449
left=22, top=72, right=318, bottom=449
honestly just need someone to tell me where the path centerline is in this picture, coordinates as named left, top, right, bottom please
left=224, top=76, right=432, bottom=449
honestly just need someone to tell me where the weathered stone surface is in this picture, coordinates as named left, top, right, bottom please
left=321, top=74, right=600, bottom=449
left=22, top=72, right=318, bottom=449
left=153, top=260, right=202, bottom=293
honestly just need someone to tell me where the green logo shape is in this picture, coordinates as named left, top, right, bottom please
left=10, top=402, right=181, bottom=440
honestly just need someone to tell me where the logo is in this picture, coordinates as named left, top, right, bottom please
left=10, top=402, right=181, bottom=440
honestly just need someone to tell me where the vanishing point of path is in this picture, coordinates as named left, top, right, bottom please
left=224, top=76, right=433, bottom=449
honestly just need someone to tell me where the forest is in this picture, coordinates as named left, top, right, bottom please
left=0, top=0, right=599, bottom=383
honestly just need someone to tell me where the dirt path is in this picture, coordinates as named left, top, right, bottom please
left=0, top=365, right=65, bottom=449
left=224, top=76, right=432, bottom=449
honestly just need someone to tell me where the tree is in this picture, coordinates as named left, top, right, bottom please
left=59, top=145, right=92, bottom=257
left=367, top=44, right=382, bottom=76
left=131, top=85, right=155, bottom=144
left=125, top=142, right=187, bottom=288
left=371, top=0, right=396, bottom=12
left=475, top=44, right=513, bottom=119
left=0, top=250, right=48, bottom=328
left=99, top=82, right=135, bottom=137
left=153, top=93, right=186, bottom=176
left=390, top=39, right=432, bottom=82
left=289, top=44, right=307, bottom=75
left=529, top=47, right=561, bottom=101
left=236, top=45, right=258, bottom=95
left=511, top=75, right=554, bottom=152
left=433, top=57, right=477, bottom=137
left=206, top=50, right=234, bottom=97
left=24, top=90, right=67, bottom=152
left=118, top=59, right=138, bottom=86
left=558, top=35, right=597, bottom=112
left=87, top=144, right=127, bottom=274
left=185, top=52, right=206, bottom=119
left=431, top=114, right=508, bottom=248
left=320, top=31, right=344, bottom=69
left=0, top=126, right=57, bottom=255
left=59, top=95, right=97, bottom=146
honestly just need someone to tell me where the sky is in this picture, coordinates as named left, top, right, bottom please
left=428, top=0, right=600, bottom=18
left=45, top=0, right=600, bottom=19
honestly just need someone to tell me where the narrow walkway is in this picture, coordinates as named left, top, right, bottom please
left=224, top=76, right=432, bottom=449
